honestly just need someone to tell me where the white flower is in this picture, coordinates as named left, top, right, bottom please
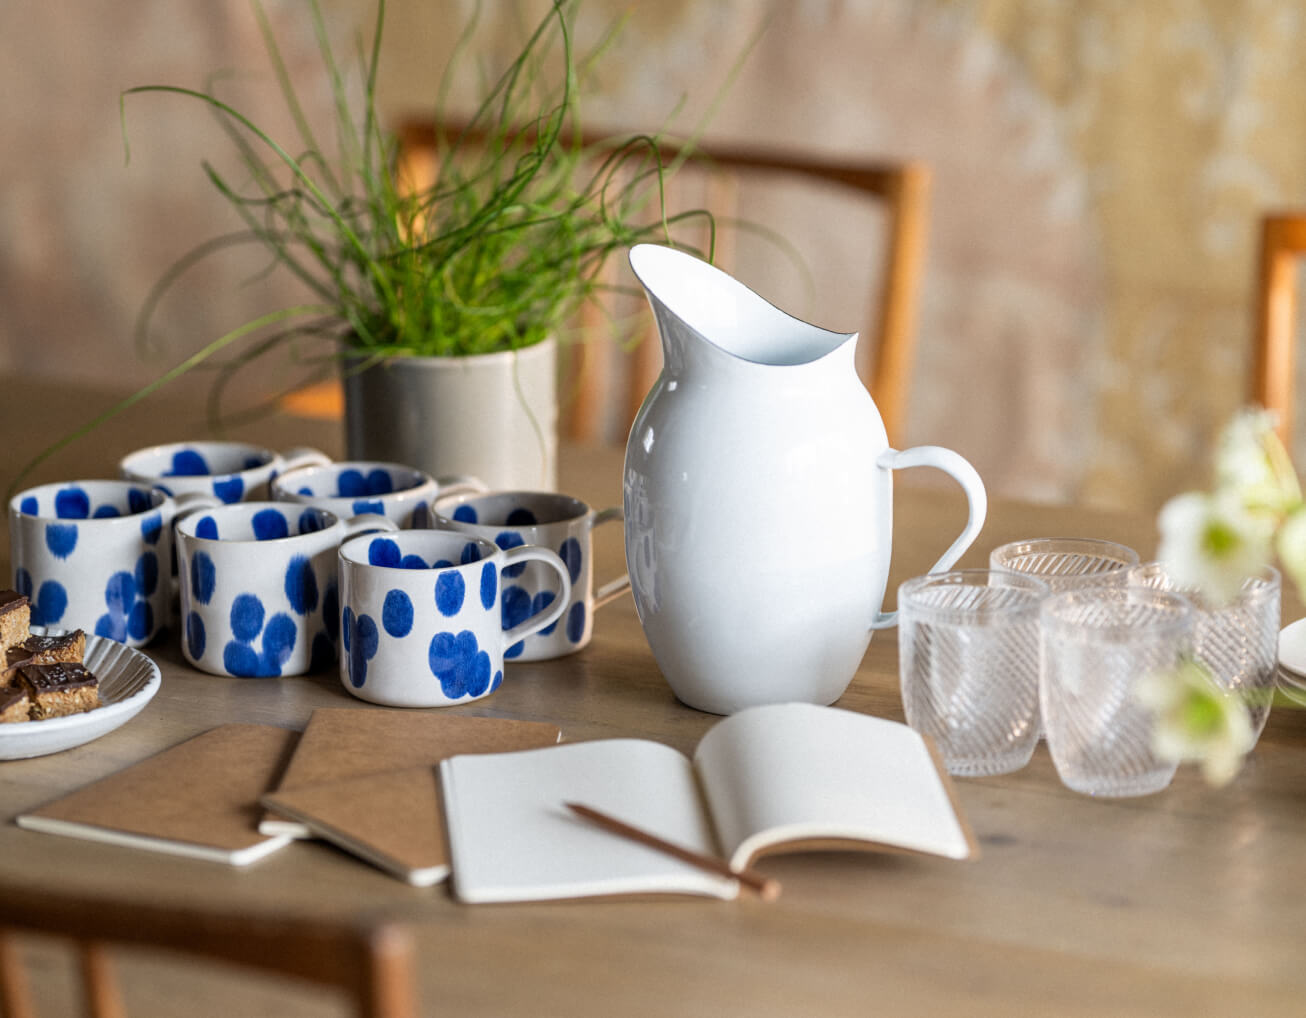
left=1276, top=506, right=1306, bottom=601
left=1214, top=407, right=1301, bottom=516
left=1135, top=657, right=1255, bottom=787
left=1156, top=489, right=1275, bottom=606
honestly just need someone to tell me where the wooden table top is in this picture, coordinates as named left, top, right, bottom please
left=3, top=376, right=1306, bottom=1017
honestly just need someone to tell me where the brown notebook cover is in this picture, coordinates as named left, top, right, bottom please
left=262, top=765, right=449, bottom=886
left=17, top=724, right=300, bottom=866
left=258, top=707, right=563, bottom=841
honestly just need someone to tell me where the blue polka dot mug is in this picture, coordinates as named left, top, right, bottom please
left=270, top=460, right=486, bottom=528
left=431, top=491, right=629, bottom=660
left=337, top=530, right=571, bottom=707
left=8, top=480, right=219, bottom=647
left=120, top=441, right=331, bottom=504
left=175, top=502, right=398, bottom=677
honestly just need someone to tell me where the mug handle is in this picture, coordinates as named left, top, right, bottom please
left=589, top=507, right=631, bottom=610
left=434, top=475, right=489, bottom=497
left=279, top=447, right=333, bottom=472
left=869, top=446, right=987, bottom=630
left=341, top=514, right=400, bottom=538
left=498, top=547, right=572, bottom=648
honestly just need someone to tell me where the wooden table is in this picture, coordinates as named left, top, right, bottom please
left=3, top=378, right=1306, bottom=1017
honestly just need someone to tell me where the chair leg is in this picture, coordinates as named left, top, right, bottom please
left=78, top=942, right=124, bottom=1018
left=0, top=932, right=36, bottom=1018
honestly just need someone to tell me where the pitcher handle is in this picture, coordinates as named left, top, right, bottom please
left=279, top=447, right=333, bottom=472
left=870, top=446, right=987, bottom=630
left=590, top=507, right=631, bottom=610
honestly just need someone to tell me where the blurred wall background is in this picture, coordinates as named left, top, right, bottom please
left=3, top=0, right=1305, bottom=511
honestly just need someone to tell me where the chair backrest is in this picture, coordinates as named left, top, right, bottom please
left=1251, top=212, right=1306, bottom=443
left=0, top=884, right=416, bottom=1018
left=395, top=119, right=931, bottom=449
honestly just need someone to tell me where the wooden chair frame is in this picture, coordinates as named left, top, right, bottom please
left=1251, top=212, right=1306, bottom=443
left=393, top=120, right=930, bottom=449
left=0, top=885, right=416, bottom=1018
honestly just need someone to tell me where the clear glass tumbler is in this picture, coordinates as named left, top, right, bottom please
left=1128, top=562, right=1280, bottom=741
left=1040, top=587, right=1193, bottom=797
left=899, top=570, right=1050, bottom=776
left=990, top=537, right=1140, bottom=592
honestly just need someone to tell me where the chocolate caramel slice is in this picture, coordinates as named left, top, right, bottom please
left=17, top=662, right=99, bottom=720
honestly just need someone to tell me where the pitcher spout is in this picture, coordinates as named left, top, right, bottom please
left=628, top=244, right=856, bottom=372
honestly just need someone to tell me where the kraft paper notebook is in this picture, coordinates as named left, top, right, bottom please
left=258, top=707, right=563, bottom=882
left=440, top=703, right=977, bottom=904
left=17, top=724, right=299, bottom=866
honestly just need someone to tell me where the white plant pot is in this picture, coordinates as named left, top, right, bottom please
left=343, top=339, right=558, bottom=492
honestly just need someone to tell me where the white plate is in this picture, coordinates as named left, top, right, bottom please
left=0, top=629, right=161, bottom=760
left=1277, top=618, right=1306, bottom=679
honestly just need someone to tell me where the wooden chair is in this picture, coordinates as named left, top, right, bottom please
left=1251, top=212, right=1306, bottom=443
left=283, top=120, right=930, bottom=449
left=0, top=884, right=416, bottom=1018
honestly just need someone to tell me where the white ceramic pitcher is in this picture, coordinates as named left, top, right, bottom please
left=624, top=244, right=987, bottom=715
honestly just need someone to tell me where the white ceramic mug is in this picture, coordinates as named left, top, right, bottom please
left=175, top=501, right=397, bottom=677
left=271, top=460, right=486, bottom=528
left=338, top=529, right=571, bottom=707
left=8, top=480, right=218, bottom=646
left=120, top=440, right=331, bottom=503
left=431, top=490, right=628, bottom=660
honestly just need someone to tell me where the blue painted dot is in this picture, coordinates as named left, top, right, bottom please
left=342, top=607, right=354, bottom=652
left=243, top=455, right=265, bottom=470
left=352, top=499, right=385, bottom=516
left=506, top=507, right=538, bottom=526
left=284, top=555, right=319, bottom=615
left=213, top=477, right=245, bottom=503
left=368, top=538, right=402, bottom=567
left=496, top=532, right=526, bottom=577
left=135, top=552, right=159, bottom=598
left=453, top=505, right=478, bottom=524
left=19, top=496, right=37, bottom=516
left=502, top=585, right=532, bottom=659
left=435, top=571, right=466, bottom=617
left=93, top=505, right=121, bottom=518
left=45, top=523, right=78, bottom=559
left=15, top=568, right=32, bottom=598
left=480, top=562, right=497, bottom=609
left=490, top=670, right=503, bottom=693
left=400, top=555, right=428, bottom=570
left=230, top=593, right=266, bottom=641
left=296, top=486, right=313, bottom=497
left=140, top=512, right=163, bottom=545
left=411, top=503, right=431, bottom=528
left=559, top=537, right=583, bottom=584
left=95, top=614, right=126, bottom=641
left=297, top=509, right=323, bottom=535
left=35, top=581, right=67, bottom=625
left=105, top=571, right=137, bottom=613
left=460, top=542, right=482, bottom=565
left=196, top=516, right=219, bottom=540
left=252, top=508, right=289, bottom=541
left=186, top=612, right=206, bottom=659
left=128, top=601, right=153, bottom=641
left=367, top=470, right=394, bottom=495
left=383, top=589, right=414, bottom=636
left=534, top=590, right=558, bottom=636
left=128, top=488, right=152, bottom=514
left=338, top=469, right=367, bottom=497
left=55, top=487, right=90, bottom=519
left=566, top=602, right=587, bottom=644
left=261, top=614, right=298, bottom=673
left=191, top=551, right=217, bottom=604
left=170, top=450, right=210, bottom=476
left=224, top=642, right=261, bottom=677
left=429, top=629, right=492, bottom=699
left=348, top=612, right=379, bottom=688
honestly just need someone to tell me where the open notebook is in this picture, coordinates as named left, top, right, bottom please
left=441, top=702, right=977, bottom=903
